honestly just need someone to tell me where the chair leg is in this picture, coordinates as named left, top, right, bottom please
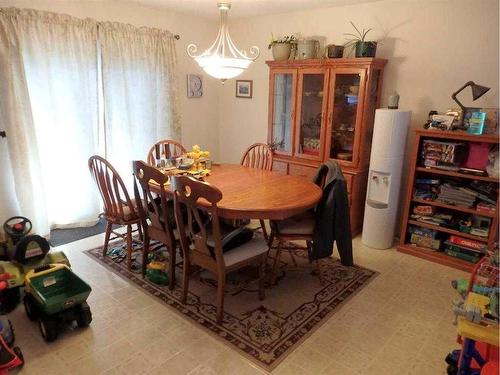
left=102, top=221, right=113, bottom=257
left=142, top=233, right=150, bottom=278
left=289, top=250, right=298, bottom=267
left=259, top=219, right=269, bottom=242
left=168, top=246, right=176, bottom=290
left=271, top=239, right=283, bottom=285
left=182, top=259, right=189, bottom=305
left=258, top=257, right=266, bottom=301
left=306, top=240, right=313, bottom=263
left=126, top=225, right=132, bottom=270
left=137, top=222, right=144, bottom=242
left=216, top=273, right=226, bottom=324
left=307, top=240, right=324, bottom=285
left=316, top=259, right=325, bottom=285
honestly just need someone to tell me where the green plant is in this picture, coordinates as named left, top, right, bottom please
left=268, top=139, right=285, bottom=151
left=268, top=34, right=297, bottom=49
left=344, top=21, right=373, bottom=48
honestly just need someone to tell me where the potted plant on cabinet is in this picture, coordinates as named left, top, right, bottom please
left=344, top=22, right=377, bottom=57
left=268, top=34, right=297, bottom=61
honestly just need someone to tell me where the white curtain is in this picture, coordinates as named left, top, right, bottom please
left=0, top=8, right=100, bottom=235
left=99, top=22, right=180, bottom=188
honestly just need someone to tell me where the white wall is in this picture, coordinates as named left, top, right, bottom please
left=218, top=0, right=500, bottom=164
left=1, top=0, right=498, bottom=166
left=0, top=0, right=221, bottom=160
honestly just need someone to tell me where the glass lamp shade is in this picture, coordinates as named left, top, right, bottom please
left=187, top=3, right=259, bottom=82
left=195, top=56, right=252, bottom=80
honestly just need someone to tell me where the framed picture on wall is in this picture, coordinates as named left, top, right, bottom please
left=236, top=80, right=253, bottom=98
left=187, top=74, right=203, bottom=98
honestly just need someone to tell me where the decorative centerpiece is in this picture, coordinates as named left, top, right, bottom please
left=186, top=145, right=211, bottom=171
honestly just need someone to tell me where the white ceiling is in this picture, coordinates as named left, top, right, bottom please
left=125, top=0, right=382, bottom=20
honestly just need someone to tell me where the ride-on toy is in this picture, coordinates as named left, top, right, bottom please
left=0, top=217, right=70, bottom=313
left=24, top=264, right=92, bottom=342
left=0, top=271, right=23, bottom=373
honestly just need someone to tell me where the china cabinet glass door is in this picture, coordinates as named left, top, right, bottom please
left=326, top=68, right=366, bottom=167
left=294, top=68, right=327, bottom=160
left=270, top=69, right=296, bottom=155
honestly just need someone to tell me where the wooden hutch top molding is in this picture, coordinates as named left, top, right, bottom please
left=266, top=57, right=388, bottom=69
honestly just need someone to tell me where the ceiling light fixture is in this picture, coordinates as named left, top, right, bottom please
left=187, top=2, right=260, bottom=83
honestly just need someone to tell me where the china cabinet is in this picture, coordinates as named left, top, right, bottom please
left=267, top=58, right=387, bottom=234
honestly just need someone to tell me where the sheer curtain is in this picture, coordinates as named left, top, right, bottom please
left=99, top=22, right=181, bottom=187
left=0, top=8, right=100, bottom=235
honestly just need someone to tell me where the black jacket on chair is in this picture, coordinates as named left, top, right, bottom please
left=311, top=161, right=353, bottom=266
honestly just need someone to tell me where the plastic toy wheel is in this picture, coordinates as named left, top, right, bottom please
left=0, top=287, right=20, bottom=314
left=76, top=302, right=92, bottom=328
left=23, top=295, right=39, bottom=321
left=39, top=318, right=58, bottom=342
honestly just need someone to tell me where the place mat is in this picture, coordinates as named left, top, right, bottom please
left=84, top=238, right=377, bottom=371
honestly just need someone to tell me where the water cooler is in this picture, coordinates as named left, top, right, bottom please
left=362, top=109, right=411, bottom=249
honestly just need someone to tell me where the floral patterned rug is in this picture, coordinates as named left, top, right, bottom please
left=84, top=238, right=377, bottom=371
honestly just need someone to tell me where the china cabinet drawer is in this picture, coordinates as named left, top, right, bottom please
left=289, top=164, right=317, bottom=179
left=272, top=160, right=288, bottom=175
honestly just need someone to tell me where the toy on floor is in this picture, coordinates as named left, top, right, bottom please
left=24, top=264, right=92, bottom=342
left=0, top=217, right=70, bottom=313
left=146, top=261, right=169, bottom=285
left=0, top=272, right=23, bottom=373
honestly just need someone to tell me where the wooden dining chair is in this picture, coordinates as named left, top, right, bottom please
left=268, top=165, right=328, bottom=286
left=132, top=161, right=178, bottom=289
left=171, top=175, right=267, bottom=324
left=240, top=143, right=274, bottom=240
left=147, top=139, right=186, bottom=167
left=88, top=155, right=143, bottom=270
left=240, top=142, right=273, bottom=171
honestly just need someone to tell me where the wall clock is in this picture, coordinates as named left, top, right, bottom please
left=187, top=74, right=203, bottom=98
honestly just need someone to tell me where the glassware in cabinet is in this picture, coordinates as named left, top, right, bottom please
left=269, top=70, right=296, bottom=155
left=295, top=69, right=328, bottom=160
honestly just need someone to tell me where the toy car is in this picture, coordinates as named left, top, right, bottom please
left=0, top=217, right=70, bottom=313
left=23, top=264, right=92, bottom=342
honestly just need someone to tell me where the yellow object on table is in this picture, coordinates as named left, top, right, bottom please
left=457, top=292, right=499, bottom=346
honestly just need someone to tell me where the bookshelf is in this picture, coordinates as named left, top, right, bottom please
left=398, top=129, right=499, bottom=272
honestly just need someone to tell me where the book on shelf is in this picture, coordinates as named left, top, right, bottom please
left=448, top=235, right=487, bottom=252
left=443, top=241, right=485, bottom=255
left=410, top=233, right=441, bottom=250
left=408, top=226, right=438, bottom=238
left=477, top=202, right=496, bottom=214
left=415, top=178, right=441, bottom=185
left=444, top=247, right=481, bottom=264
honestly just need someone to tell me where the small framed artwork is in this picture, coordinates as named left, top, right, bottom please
left=236, top=80, right=253, bottom=98
left=187, top=74, right=203, bottom=98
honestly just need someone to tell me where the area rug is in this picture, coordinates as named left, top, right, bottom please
left=84, top=239, right=377, bottom=371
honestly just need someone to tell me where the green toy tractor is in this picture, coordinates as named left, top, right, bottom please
left=0, top=217, right=70, bottom=312
left=24, top=264, right=92, bottom=342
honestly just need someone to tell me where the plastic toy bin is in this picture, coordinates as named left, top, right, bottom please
left=26, top=265, right=91, bottom=315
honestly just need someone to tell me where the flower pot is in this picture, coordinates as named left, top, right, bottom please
left=272, top=43, right=292, bottom=61
left=326, top=44, right=344, bottom=58
left=355, top=41, right=377, bottom=57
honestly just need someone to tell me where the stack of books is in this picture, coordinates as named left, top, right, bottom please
left=444, top=235, right=487, bottom=263
left=414, top=178, right=440, bottom=200
left=436, top=183, right=476, bottom=207
left=421, top=140, right=467, bottom=170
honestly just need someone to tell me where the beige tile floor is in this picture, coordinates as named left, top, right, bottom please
left=12, top=231, right=467, bottom=375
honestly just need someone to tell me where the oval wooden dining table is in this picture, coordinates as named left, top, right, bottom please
left=159, top=163, right=322, bottom=220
